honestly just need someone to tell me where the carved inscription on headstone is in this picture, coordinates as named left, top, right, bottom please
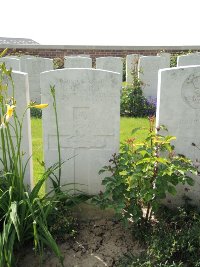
left=181, top=74, right=200, bottom=109
left=156, top=66, right=200, bottom=206
left=41, top=68, right=121, bottom=194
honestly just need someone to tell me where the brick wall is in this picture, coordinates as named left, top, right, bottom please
left=1, top=45, right=200, bottom=60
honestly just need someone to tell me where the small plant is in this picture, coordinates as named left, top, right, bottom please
left=49, top=202, right=77, bottom=242
left=93, top=117, right=196, bottom=224
left=0, top=58, right=64, bottom=266
left=30, top=105, right=42, bottom=118
left=53, top=57, right=64, bottom=69
left=0, top=49, right=80, bottom=267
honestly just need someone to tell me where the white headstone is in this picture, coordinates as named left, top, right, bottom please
left=156, top=65, right=200, bottom=205
left=126, top=54, right=140, bottom=84
left=20, top=55, right=36, bottom=71
left=1, top=71, right=33, bottom=189
left=20, top=57, right=53, bottom=103
left=0, top=57, right=21, bottom=71
left=40, top=68, right=121, bottom=195
left=5, top=56, right=19, bottom=59
left=138, top=56, right=170, bottom=99
left=177, top=54, right=200, bottom=67
left=64, top=56, right=92, bottom=68
left=157, top=52, right=171, bottom=66
left=96, top=57, right=123, bottom=81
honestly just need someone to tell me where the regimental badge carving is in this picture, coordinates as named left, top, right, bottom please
left=182, top=74, right=200, bottom=109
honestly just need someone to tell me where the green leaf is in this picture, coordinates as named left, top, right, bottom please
left=38, top=222, right=64, bottom=266
left=157, top=158, right=169, bottom=164
left=187, top=177, right=195, bottom=186
left=168, top=185, right=177, bottom=195
left=144, top=192, right=153, bottom=202
left=131, top=127, right=142, bottom=134
left=165, top=135, right=176, bottom=142
left=178, top=169, right=185, bottom=175
left=138, top=150, right=149, bottom=157
left=0, top=48, right=8, bottom=58
left=30, top=175, right=47, bottom=201
left=9, top=202, right=20, bottom=241
left=157, top=191, right=166, bottom=199
left=159, top=125, right=168, bottom=131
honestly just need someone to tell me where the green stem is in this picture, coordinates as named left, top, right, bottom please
left=145, top=202, right=151, bottom=222
left=0, top=129, right=8, bottom=172
left=50, top=86, right=61, bottom=188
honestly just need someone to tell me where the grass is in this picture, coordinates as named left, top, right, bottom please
left=120, top=116, right=149, bottom=143
left=31, top=118, right=44, bottom=184
left=31, top=117, right=149, bottom=184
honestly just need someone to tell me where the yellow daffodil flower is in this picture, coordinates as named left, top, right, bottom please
left=5, top=104, right=16, bottom=121
left=32, top=104, right=48, bottom=109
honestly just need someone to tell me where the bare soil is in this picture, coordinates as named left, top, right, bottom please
left=17, top=219, right=144, bottom=267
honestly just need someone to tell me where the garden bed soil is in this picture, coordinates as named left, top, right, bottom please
left=18, top=219, right=143, bottom=267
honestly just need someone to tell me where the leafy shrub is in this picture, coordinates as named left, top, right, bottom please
left=30, top=106, right=42, bottom=118
left=121, top=86, right=156, bottom=117
left=53, top=57, right=64, bottom=69
left=120, top=68, right=156, bottom=117
left=117, top=206, right=200, bottom=267
left=122, top=58, right=126, bottom=82
left=93, top=117, right=196, bottom=224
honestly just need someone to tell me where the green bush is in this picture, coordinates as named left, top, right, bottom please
left=93, top=117, right=196, bottom=224
left=117, top=206, right=200, bottom=267
left=30, top=107, right=42, bottom=118
left=53, top=57, right=64, bottom=69
left=122, top=58, right=126, bottom=82
left=120, top=86, right=156, bottom=117
left=120, top=68, right=156, bottom=117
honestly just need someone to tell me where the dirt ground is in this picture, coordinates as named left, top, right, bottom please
left=18, top=219, right=144, bottom=267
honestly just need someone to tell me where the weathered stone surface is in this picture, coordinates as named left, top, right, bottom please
left=126, top=54, right=140, bottom=84
left=177, top=54, right=200, bottom=67
left=138, top=56, right=170, bottom=99
left=156, top=65, right=200, bottom=206
left=96, top=57, right=123, bottom=81
left=157, top=52, right=171, bottom=66
left=20, top=57, right=53, bottom=103
left=20, top=55, right=36, bottom=71
left=64, top=56, right=92, bottom=68
left=40, top=68, right=121, bottom=195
